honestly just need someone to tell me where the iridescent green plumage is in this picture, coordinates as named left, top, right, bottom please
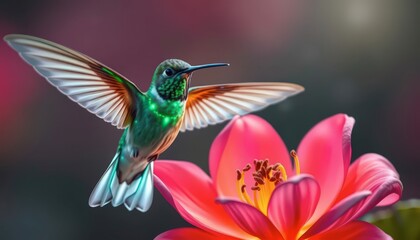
left=157, top=77, right=187, bottom=100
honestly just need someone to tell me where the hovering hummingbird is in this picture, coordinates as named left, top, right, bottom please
left=4, top=34, right=304, bottom=212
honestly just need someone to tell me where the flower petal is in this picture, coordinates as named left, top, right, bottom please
left=267, top=174, right=320, bottom=240
left=302, top=191, right=371, bottom=238
left=217, top=198, right=284, bottom=240
left=338, top=153, right=402, bottom=205
left=154, top=228, right=238, bottom=240
left=297, top=114, right=354, bottom=222
left=210, top=115, right=291, bottom=199
left=309, top=221, right=392, bottom=240
left=334, top=153, right=402, bottom=220
left=154, top=161, right=251, bottom=239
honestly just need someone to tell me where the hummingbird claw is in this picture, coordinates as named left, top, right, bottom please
left=130, top=148, right=139, bottom=158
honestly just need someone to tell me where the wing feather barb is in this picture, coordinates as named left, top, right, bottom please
left=4, top=34, right=143, bottom=129
left=181, top=82, right=304, bottom=131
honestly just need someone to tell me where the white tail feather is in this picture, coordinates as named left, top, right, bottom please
left=88, top=152, right=154, bottom=212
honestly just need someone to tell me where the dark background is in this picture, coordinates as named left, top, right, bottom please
left=0, top=0, right=419, bottom=239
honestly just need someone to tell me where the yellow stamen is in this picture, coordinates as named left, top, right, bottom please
left=236, top=170, right=245, bottom=202
left=236, top=170, right=253, bottom=205
left=278, top=165, right=288, bottom=181
left=241, top=185, right=253, bottom=205
left=252, top=187, right=261, bottom=211
left=235, top=156, right=300, bottom=216
left=263, top=183, right=272, bottom=214
left=290, top=150, right=301, bottom=175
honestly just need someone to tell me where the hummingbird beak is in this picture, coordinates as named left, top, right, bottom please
left=180, top=63, right=229, bottom=74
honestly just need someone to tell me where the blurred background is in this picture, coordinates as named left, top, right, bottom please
left=0, top=0, right=419, bottom=239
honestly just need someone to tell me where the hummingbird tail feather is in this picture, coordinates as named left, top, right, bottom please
left=124, top=162, right=154, bottom=212
left=88, top=152, right=154, bottom=212
left=88, top=152, right=120, bottom=207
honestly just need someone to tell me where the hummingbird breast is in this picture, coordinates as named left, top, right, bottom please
left=118, top=115, right=183, bottom=183
left=128, top=111, right=184, bottom=159
left=117, top=96, right=186, bottom=183
left=132, top=95, right=185, bottom=153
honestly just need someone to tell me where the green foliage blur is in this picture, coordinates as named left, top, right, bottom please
left=365, top=200, right=420, bottom=240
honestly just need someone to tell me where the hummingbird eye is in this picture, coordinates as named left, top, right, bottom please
left=163, top=68, right=175, bottom=77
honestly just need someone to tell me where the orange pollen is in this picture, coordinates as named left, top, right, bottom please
left=235, top=151, right=301, bottom=215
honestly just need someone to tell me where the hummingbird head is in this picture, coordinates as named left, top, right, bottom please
left=150, top=59, right=228, bottom=101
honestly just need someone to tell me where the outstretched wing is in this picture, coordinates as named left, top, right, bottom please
left=181, top=82, right=304, bottom=131
left=4, top=34, right=142, bottom=129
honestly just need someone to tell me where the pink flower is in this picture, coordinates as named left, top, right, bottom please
left=154, top=114, right=402, bottom=240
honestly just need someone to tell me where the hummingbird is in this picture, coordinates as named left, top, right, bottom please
left=4, top=34, right=304, bottom=212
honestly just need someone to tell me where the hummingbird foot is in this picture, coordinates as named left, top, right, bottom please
left=130, top=148, right=139, bottom=158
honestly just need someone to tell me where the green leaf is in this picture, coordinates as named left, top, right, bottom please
left=363, top=199, right=420, bottom=240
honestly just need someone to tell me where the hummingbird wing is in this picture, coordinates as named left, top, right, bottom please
left=180, top=82, right=304, bottom=132
left=4, top=34, right=142, bottom=129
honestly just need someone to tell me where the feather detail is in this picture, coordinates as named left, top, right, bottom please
left=181, top=82, right=304, bottom=131
left=4, top=34, right=143, bottom=129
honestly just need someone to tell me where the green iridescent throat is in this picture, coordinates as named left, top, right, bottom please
left=147, top=97, right=183, bottom=125
left=157, top=78, right=187, bottom=101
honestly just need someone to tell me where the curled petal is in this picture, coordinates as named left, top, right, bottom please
left=337, top=153, right=402, bottom=208
left=297, top=114, right=355, bottom=223
left=217, top=198, right=284, bottom=240
left=268, top=174, right=320, bottom=240
left=154, top=161, right=251, bottom=239
left=302, top=191, right=371, bottom=238
left=154, top=228, right=238, bottom=240
left=210, top=115, right=291, bottom=199
left=309, top=221, right=392, bottom=240
left=328, top=154, right=403, bottom=227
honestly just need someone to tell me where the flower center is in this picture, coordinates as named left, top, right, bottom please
left=236, top=150, right=301, bottom=215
